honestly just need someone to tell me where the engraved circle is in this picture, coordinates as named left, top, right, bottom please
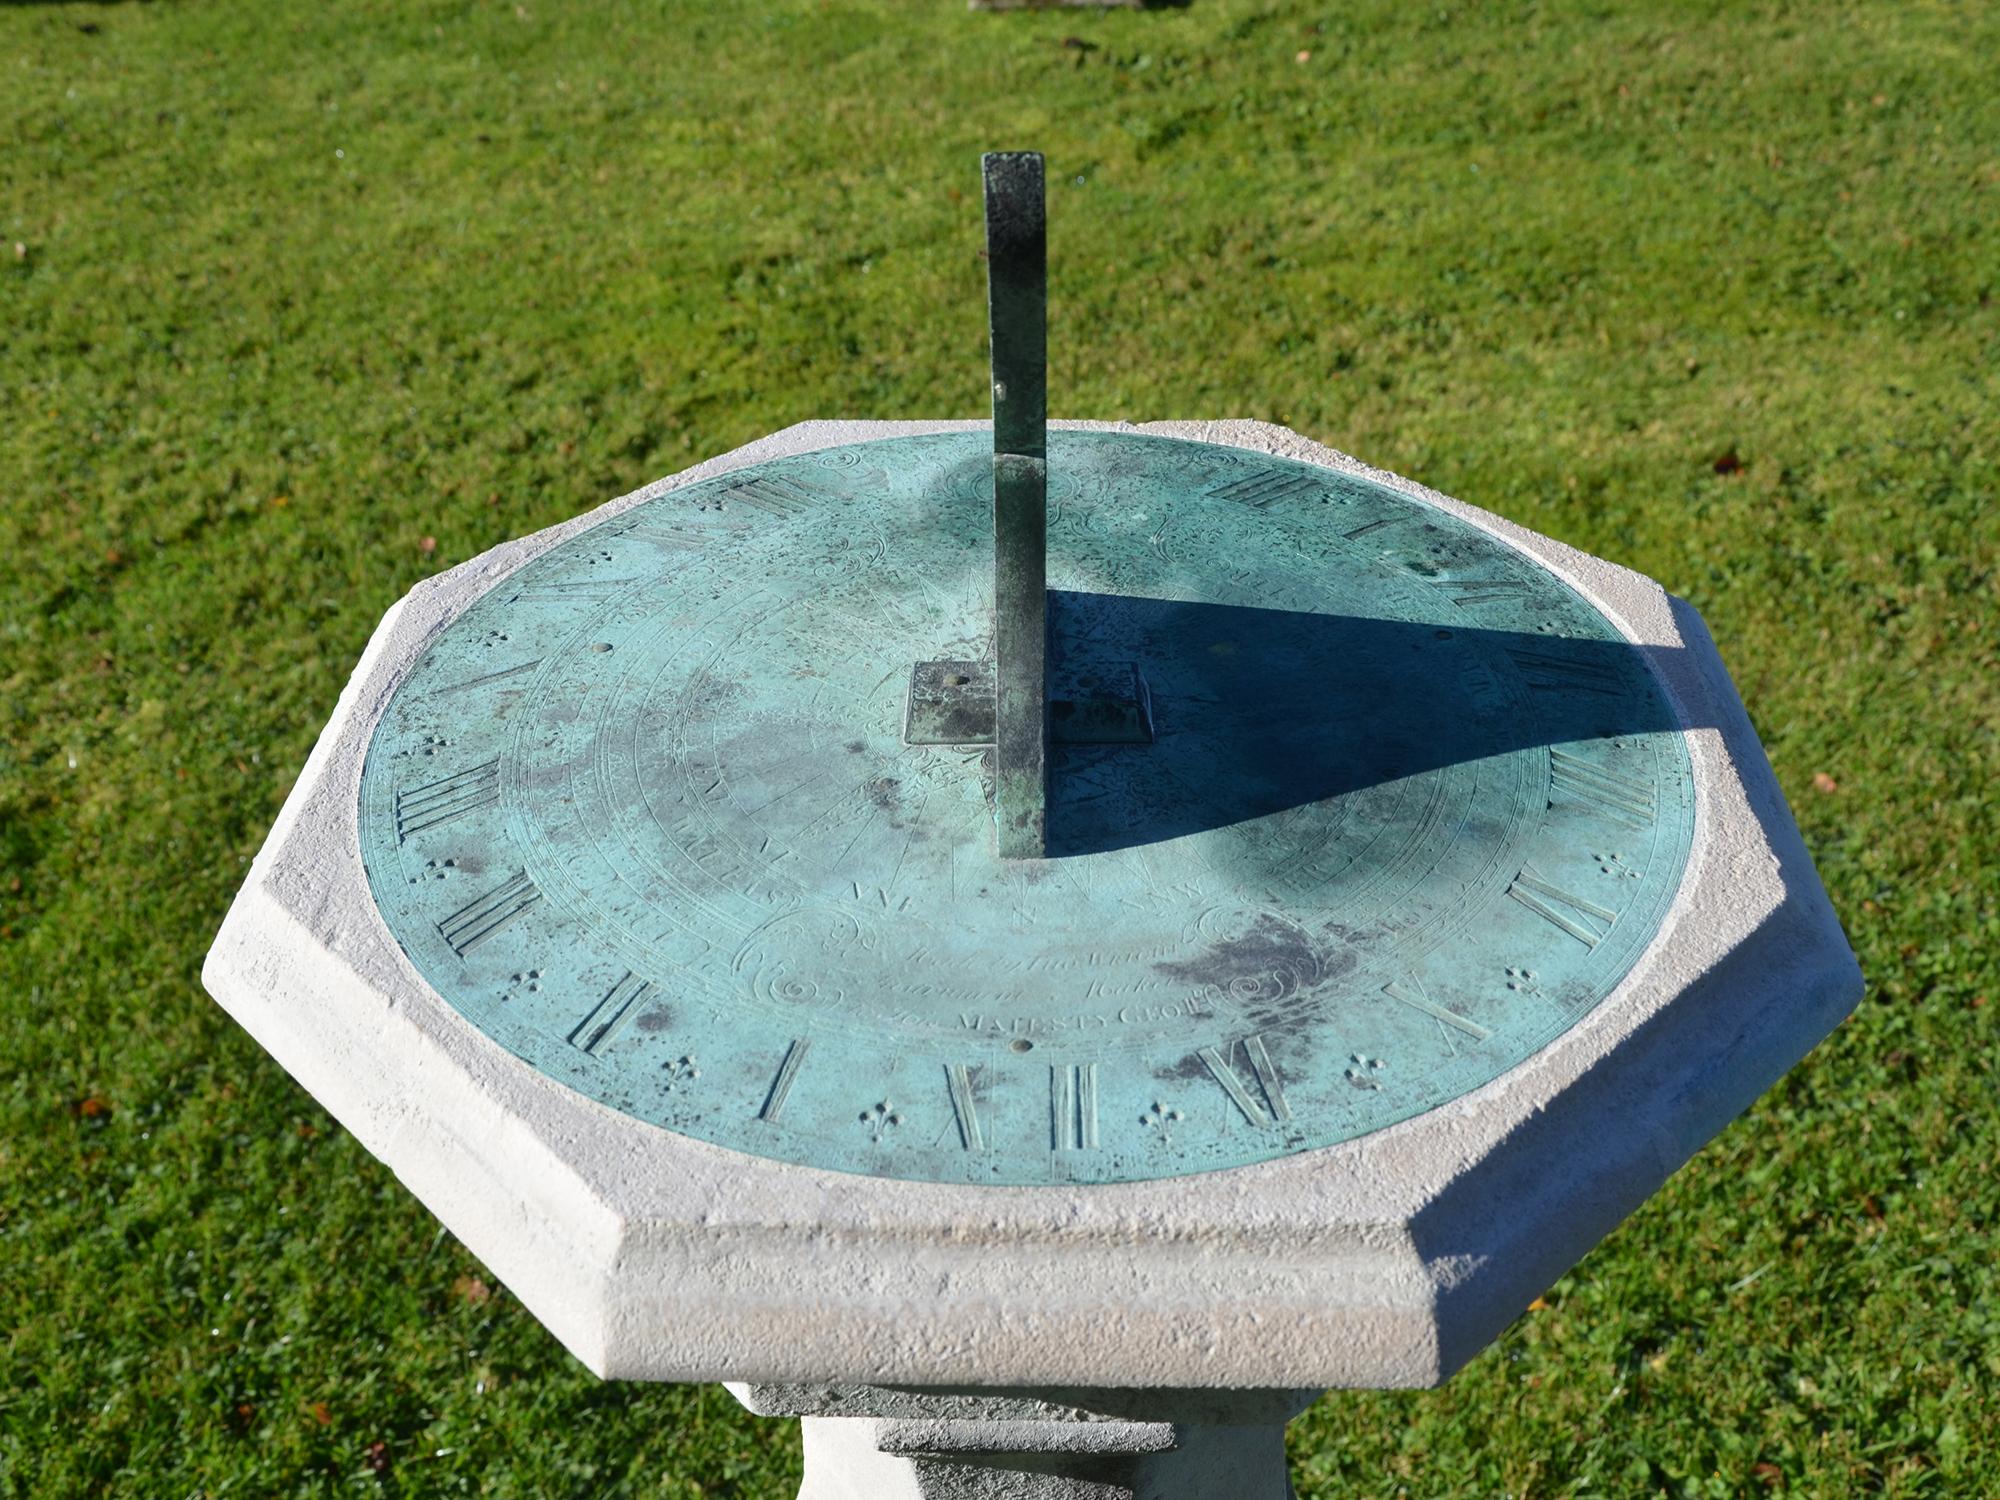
left=356, top=431, right=1696, bottom=1187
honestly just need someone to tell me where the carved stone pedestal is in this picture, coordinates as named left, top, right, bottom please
left=203, top=412, right=1862, bottom=1500
left=727, top=1385, right=1320, bottom=1500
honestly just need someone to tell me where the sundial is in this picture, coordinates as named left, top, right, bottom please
left=207, top=154, right=1859, bottom=1499
left=356, top=155, right=1692, bottom=1188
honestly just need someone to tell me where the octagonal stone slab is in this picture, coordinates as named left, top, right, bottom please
left=202, top=419, right=1860, bottom=1389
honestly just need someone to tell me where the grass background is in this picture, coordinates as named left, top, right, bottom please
left=1, top=0, right=1994, bottom=1494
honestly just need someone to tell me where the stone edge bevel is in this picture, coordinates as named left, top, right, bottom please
left=201, top=419, right=1862, bottom=1388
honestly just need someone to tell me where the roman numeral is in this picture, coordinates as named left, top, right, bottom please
left=395, top=759, right=499, bottom=841
left=1206, top=469, right=1322, bottom=509
left=1506, top=865, right=1617, bottom=949
left=568, top=971, right=650, bottom=1056
left=1198, top=1034, right=1292, bottom=1129
left=849, top=882, right=913, bottom=912
left=507, top=577, right=637, bottom=604
left=437, top=871, right=541, bottom=956
left=717, top=473, right=823, bottom=518
left=1050, top=1062, right=1099, bottom=1151
left=758, top=1038, right=811, bottom=1122
left=1504, top=646, right=1623, bottom=696
left=1548, top=746, right=1656, bottom=828
left=946, top=1063, right=987, bottom=1151
left=1382, top=974, right=1492, bottom=1041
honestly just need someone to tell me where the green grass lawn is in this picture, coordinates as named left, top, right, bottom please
left=2, top=0, right=1994, bottom=1493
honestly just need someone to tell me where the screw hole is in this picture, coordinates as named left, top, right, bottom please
left=1009, top=1039, right=1033, bottom=1054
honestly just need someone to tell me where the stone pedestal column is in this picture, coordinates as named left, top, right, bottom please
left=727, top=1384, right=1320, bottom=1500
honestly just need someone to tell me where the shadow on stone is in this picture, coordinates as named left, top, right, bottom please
left=1399, top=593, right=1859, bottom=1382
left=1044, top=589, right=1707, bottom=857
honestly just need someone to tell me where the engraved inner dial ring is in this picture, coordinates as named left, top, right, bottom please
left=358, top=431, right=1695, bottom=1185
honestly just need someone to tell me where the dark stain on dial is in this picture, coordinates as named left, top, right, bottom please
left=1153, top=912, right=1326, bottom=1010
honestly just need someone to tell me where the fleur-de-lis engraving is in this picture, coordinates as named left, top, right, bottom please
left=859, top=1100, right=902, bottom=1144
left=1346, top=1054, right=1385, bottom=1089
left=661, top=1055, right=700, bottom=1092
left=1140, top=1100, right=1183, bottom=1146
left=395, top=733, right=456, bottom=759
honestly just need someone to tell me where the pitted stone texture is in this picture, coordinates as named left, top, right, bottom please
left=728, top=1385, right=1314, bottom=1500
left=202, top=419, right=1862, bottom=1389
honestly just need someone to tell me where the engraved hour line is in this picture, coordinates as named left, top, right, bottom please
left=718, top=473, right=822, bottom=518
left=1506, top=865, right=1618, bottom=949
left=569, top=971, right=651, bottom=1056
left=758, top=1039, right=811, bottom=1122
left=437, top=871, right=541, bottom=957
left=394, top=758, right=500, bottom=841
left=1206, top=469, right=1322, bottom=509
left=1198, top=1035, right=1292, bottom=1129
left=1382, top=975, right=1492, bottom=1041
left=506, top=578, right=638, bottom=604
left=1548, top=746, right=1656, bottom=828
left=1051, top=1062, right=1100, bottom=1151
left=438, top=658, right=543, bottom=696
left=1504, top=646, right=1623, bottom=696
left=946, top=1063, right=987, bottom=1152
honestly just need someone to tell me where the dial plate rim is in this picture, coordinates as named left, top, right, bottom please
left=356, top=429, right=1696, bottom=1186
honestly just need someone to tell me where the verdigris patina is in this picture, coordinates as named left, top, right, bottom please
left=352, top=420, right=1697, bottom=1188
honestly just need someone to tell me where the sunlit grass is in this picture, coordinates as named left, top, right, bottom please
left=2, top=0, right=1994, bottom=1494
